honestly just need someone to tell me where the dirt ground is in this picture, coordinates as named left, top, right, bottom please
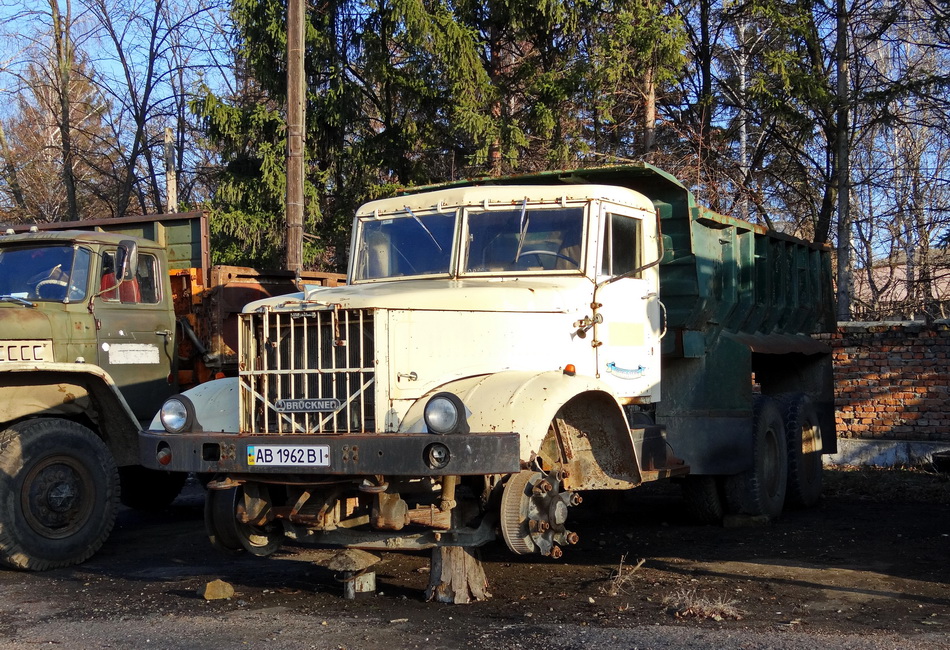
left=1, top=466, right=949, bottom=650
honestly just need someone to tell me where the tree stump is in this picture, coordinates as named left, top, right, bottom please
left=425, top=546, right=491, bottom=604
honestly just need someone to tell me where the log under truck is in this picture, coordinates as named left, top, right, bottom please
left=139, top=163, right=836, bottom=559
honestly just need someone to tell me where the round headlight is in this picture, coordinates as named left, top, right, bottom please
left=423, top=392, right=469, bottom=435
left=160, top=396, right=194, bottom=433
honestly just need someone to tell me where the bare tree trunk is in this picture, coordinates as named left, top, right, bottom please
left=835, top=0, right=852, bottom=321
left=95, top=0, right=162, bottom=217
left=0, top=122, right=26, bottom=212
left=735, top=22, right=750, bottom=221
left=698, top=0, right=712, bottom=162
left=488, top=20, right=503, bottom=177
left=642, top=67, right=656, bottom=156
left=50, top=0, right=79, bottom=221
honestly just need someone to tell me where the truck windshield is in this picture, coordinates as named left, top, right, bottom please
left=0, top=244, right=91, bottom=302
left=352, top=210, right=456, bottom=281
left=464, top=206, right=584, bottom=273
left=351, top=204, right=585, bottom=281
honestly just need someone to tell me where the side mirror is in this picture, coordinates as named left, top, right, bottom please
left=115, top=240, right=138, bottom=281
left=660, top=235, right=674, bottom=264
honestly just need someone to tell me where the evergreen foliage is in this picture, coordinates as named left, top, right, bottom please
left=193, top=0, right=686, bottom=269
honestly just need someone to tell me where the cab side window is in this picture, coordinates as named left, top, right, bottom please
left=100, top=251, right=160, bottom=304
left=600, top=213, right=641, bottom=278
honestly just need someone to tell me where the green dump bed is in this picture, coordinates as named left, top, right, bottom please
left=5, top=212, right=209, bottom=272
left=607, top=165, right=836, bottom=354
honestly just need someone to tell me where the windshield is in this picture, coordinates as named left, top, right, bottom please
left=353, top=210, right=456, bottom=281
left=0, top=244, right=91, bottom=302
left=351, top=203, right=586, bottom=281
left=464, top=206, right=584, bottom=273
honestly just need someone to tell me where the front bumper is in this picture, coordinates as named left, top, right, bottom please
left=139, top=429, right=521, bottom=476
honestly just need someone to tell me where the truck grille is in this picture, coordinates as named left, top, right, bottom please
left=239, top=307, right=375, bottom=434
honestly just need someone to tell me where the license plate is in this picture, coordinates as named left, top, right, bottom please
left=246, top=445, right=331, bottom=467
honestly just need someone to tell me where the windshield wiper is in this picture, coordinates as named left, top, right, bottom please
left=512, top=198, right=530, bottom=263
left=1, top=295, right=34, bottom=307
left=404, top=206, right=443, bottom=252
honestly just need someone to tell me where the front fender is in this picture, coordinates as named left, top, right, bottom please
left=149, top=376, right=239, bottom=433
left=401, top=370, right=626, bottom=462
left=0, top=363, right=140, bottom=465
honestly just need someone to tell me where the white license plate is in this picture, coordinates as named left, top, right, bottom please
left=246, top=445, right=331, bottom=467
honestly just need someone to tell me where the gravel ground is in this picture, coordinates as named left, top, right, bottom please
left=1, top=467, right=948, bottom=650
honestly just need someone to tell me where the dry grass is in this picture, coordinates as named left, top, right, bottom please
left=662, top=588, right=744, bottom=621
left=599, top=554, right=645, bottom=597
left=823, top=464, right=950, bottom=504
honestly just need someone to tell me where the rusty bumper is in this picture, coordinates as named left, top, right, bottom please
left=139, top=429, right=521, bottom=476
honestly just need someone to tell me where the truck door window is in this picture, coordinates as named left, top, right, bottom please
left=465, top=206, right=584, bottom=273
left=100, top=251, right=160, bottom=304
left=600, top=213, right=641, bottom=278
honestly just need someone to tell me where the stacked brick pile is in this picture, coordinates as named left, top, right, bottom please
left=815, top=321, right=950, bottom=441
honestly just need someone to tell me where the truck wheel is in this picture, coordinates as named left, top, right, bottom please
left=500, top=469, right=579, bottom=556
left=204, top=486, right=281, bottom=557
left=0, top=419, right=119, bottom=570
left=205, top=487, right=245, bottom=554
left=779, top=393, right=823, bottom=508
left=118, top=467, right=187, bottom=510
left=724, top=396, right=788, bottom=519
left=680, top=476, right=725, bottom=524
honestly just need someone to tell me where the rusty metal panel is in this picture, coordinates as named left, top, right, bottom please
left=206, top=265, right=345, bottom=367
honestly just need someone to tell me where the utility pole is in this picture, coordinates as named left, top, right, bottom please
left=285, top=0, right=305, bottom=275
left=165, top=127, right=178, bottom=213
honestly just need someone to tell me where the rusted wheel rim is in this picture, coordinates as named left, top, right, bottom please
left=21, top=455, right=94, bottom=539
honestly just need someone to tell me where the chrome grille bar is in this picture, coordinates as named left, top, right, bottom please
left=239, top=307, right=375, bottom=434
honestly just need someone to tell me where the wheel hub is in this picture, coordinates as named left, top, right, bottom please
left=500, top=470, right=581, bottom=557
left=22, top=459, right=91, bottom=538
left=47, top=480, right=78, bottom=512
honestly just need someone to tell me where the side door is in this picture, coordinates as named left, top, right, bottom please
left=95, top=248, right=176, bottom=422
left=591, top=206, right=662, bottom=402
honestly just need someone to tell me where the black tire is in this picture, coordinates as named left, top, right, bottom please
left=680, top=475, right=725, bottom=524
left=118, top=466, right=187, bottom=510
left=204, top=487, right=246, bottom=555
left=778, top=393, right=824, bottom=508
left=204, top=485, right=281, bottom=557
left=724, top=396, right=788, bottom=518
left=0, top=419, right=119, bottom=570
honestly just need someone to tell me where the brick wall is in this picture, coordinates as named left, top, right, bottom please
left=815, top=321, right=950, bottom=441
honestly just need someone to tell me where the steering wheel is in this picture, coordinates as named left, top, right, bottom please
left=27, top=268, right=54, bottom=285
left=35, top=279, right=68, bottom=299
left=515, top=249, right=579, bottom=268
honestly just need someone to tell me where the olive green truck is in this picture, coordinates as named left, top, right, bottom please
left=139, top=163, right=837, bottom=561
left=0, top=213, right=342, bottom=569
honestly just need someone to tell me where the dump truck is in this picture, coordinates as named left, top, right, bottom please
left=0, top=212, right=342, bottom=570
left=139, top=163, right=836, bottom=561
